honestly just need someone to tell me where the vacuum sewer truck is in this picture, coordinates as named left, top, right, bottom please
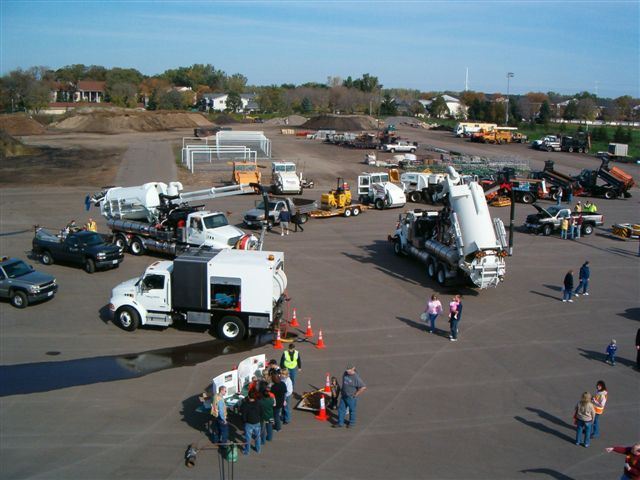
left=109, top=248, right=287, bottom=341
left=89, top=182, right=257, bottom=256
left=390, top=166, right=507, bottom=288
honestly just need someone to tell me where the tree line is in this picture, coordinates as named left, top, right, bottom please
left=0, top=64, right=638, bottom=124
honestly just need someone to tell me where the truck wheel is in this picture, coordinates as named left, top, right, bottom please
left=374, top=198, right=385, bottom=210
left=129, top=237, right=145, bottom=256
left=10, top=290, right=28, bottom=309
left=393, top=240, right=402, bottom=256
left=436, top=264, right=447, bottom=286
left=217, top=316, right=246, bottom=341
left=299, top=213, right=309, bottom=224
left=542, top=224, right=553, bottom=236
left=410, top=191, right=422, bottom=203
left=84, top=258, right=96, bottom=274
left=520, top=192, right=535, bottom=204
left=41, top=251, right=54, bottom=265
left=115, top=306, right=140, bottom=332
left=114, top=234, right=127, bottom=251
left=568, top=147, right=574, bottom=153
left=266, top=220, right=274, bottom=231
left=578, top=147, right=584, bottom=153
left=410, top=148, right=416, bottom=153
left=546, top=146, right=553, bottom=152
left=427, top=259, right=437, bottom=279
left=390, top=148, right=396, bottom=153
left=582, top=224, right=594, bottom=235
left=343, top=208, right=352, bottom=217
left=352, top=206, right=361, bottom=216
left=604, top=189, right=616, bottom=199
left=584, top=148, right=589, bottom=154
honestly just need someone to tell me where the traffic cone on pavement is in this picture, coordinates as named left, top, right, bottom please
left=290, top=308, right=300, bottom=327
left=324, top=373, right=331, bottom=393
left=316, top=330, right=326, bottom=349
left=305, top=318, right=314, bottom=338
left=273, top=329, right=283, bottom=349
left=315, top=395, right=328, bottom=421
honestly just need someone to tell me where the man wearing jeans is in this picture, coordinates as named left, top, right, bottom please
left=333, top=366, right=366, bottom=429
left=574, top=261, right=590, bottom=296
left=240, top=392, right=263, bottom=455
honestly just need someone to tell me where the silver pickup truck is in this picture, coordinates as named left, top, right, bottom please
left=243, top=197, right=317, bottom=229
left=524, top=205, right=604, bottom=236
left=0, top=257, right=58, bottom=308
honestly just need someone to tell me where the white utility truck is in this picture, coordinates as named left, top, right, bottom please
left=109, top=248, right=288, bottom=341
left=271, top=162, right=303, bottom=194
left=90, top=182, right=257, bottom=256
left=391, top=166, right=507, bottom=289
left=400, top=172, right=447, bottom=204
left=357, top=172, right=406, bottom=210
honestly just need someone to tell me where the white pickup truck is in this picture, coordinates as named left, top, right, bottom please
left=381, top=141, right=417, bottom=153
left=532, top=135, right=561, bottom=152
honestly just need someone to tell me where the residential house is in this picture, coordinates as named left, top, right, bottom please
left=420, top=95, right=466, bottom=118
left=201, top=92, right=259, bottom=113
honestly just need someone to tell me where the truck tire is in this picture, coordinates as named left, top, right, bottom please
left=427, top=259, right=437, bottom=279
left=217, top=316, right=246, bottom=341
left=374, top=198, right=385, bottom=210
left=568, top=147, right=574, bottom=153
left=129, top=237, right=145, bottom=256
left=604, top=189, right=616, bottom=199
left=84, top=258, right=96, bottom=274
left=115, top=306, right=140, bottom=332
left=520, top=192, right=535, bottom=204
left=299, top=213, right=309, bottom=224
left=584, top=148, right=589, bottom=154
left=41, top=251, right=54, bottom=265
left=393, top=240, right=402, bottom=256
left=542, top=224, right=553, bottom=236
left=410, top=148, right=416, bottom=153
left=351, top=206, right=361, bottom=216
left=343, top=208, right=352, bottom=217
left=582, top=224, right=594, bottom=235
left=546, top=145, right=553, bottom=152
left=410, top=191, right=422, bottom=203
left=10, top=290, right=28, bottom=309
left=578, top=147, right=584, bottom=153
left=114, top=234, right=127, bottom=250
left=390, top=148, right=396, bottom=153
left=436, top=264, right=447, bottom=286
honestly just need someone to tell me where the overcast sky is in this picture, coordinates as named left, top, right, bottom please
left=1, top=1, right=638, bottom=98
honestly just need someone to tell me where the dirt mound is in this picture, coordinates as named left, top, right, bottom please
left=265, top=115, right=308, bottom=126
left=50, top=110, right=212, bottom=134
left=301, top=114, right=379, bottom=131
left=0, top=114, right=46, bottom=136
left=0, top=130, right=40, bottom=157
left=213, top=113, right=240, bottom=125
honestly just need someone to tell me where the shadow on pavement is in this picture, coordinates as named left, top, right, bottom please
left=520, top=468, right=576, bottom=479
left=543, top=284, right=562, bottom=292
left=524, top=407, right=574, bottom=430
left=618, top=307, right=640, bottom=321
left=577, top=348, right=636, bottom=368
left=396, top=316, right=450, bottom=339
left=530, top=291, right=561, bottom=301
left=514, top=416, right=575, bottom=444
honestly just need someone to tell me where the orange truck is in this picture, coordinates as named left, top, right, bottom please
left=232, top=162, right=261, bottom=186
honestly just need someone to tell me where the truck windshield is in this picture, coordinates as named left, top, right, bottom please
left=256, top=201, right=280, bottom=210
left=203, top=214, right=229, bottom=229
left=80, top=233, right=104, bottom=246
left=3, top=261, right=32, bottom=278
left=236, top=164, right=256, bottom=171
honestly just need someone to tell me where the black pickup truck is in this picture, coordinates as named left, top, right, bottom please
left=32, top=228, right=124, bottom=273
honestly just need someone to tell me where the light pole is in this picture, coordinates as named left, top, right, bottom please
left=505, top=72, right=514, bottom=125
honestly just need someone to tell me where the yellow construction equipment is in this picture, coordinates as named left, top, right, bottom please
left=231, top=162, right=261, bottom=186
left=311, top=178, right=365, bottom=218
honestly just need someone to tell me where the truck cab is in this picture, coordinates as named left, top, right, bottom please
left=357, top=172, right=406, bottom=210
left=271, top=162, right=302, bottom=194
left=232, top=162, right=261, bottom=186
left=185, top=212, right=255, bottom=250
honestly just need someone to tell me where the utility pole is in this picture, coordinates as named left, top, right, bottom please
left=465, top=67, right=469, bottom=91
left=505, top=72, right=514, bottom=125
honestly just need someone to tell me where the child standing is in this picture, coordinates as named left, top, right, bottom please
left=328, top=376, right=341, bottom=410
left=605, top=339, right=617, bottom=366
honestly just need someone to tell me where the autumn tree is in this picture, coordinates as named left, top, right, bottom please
left=428, top=96, right=448, bottom=118
left=538, top=100, right=552, bottom=124
left=225, top=91, right=243, bottom=112
left=225, top=73, right=247, bottom=93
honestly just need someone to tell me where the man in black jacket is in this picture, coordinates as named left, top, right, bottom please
left=562, top=270, right=574, bottom=302
left=240, top=392, right=263, bottom=455
left=270, top=373, right=287, bottom=431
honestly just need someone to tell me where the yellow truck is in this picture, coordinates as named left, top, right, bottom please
left=232, top=162, right=261, bottom=186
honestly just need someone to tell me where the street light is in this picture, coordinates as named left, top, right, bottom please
left=505, top=72, right=514, bottom=125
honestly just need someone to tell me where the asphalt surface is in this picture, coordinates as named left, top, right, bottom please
left=1, top=128, right=638, bottom=479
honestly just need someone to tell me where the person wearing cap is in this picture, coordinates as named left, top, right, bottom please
left=333, top=366, right=366, bottom=429
left=280, top=343, right=302, bottom=388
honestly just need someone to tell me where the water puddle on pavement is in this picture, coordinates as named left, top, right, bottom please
left=0, top=334, right=274, bottom=397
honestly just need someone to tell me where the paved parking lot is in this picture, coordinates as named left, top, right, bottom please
left=1, top=127, right=638, bottom=479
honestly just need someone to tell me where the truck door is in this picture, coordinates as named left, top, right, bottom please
left=139, top=273, right=170, bottom=312
left=0, top=268, right=8, bottom=297
left=63, top=237, right=81, bottom=263
left=357, top=176, right=370, bottom=196
left=187, top=216, right=205, bottom=246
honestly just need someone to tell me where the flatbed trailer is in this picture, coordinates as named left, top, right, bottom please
left=611, top=223, right=640, bottom=240
left=309, top=204, right=367, bottom=218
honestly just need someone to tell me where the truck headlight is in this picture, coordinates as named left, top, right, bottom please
left=30, top=285, right=41, bottom=293
left=97, top=253, right=106, bottom=260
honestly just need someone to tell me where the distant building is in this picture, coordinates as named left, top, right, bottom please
left=49, top=80, right=106, bottom=104
left=420, top=95, right=466, bottom=118
left=201, top=92, right=259, bottom=113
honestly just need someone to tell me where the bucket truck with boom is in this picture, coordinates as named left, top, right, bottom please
left=390, top=166, right=508, bottom=289
left=89, top=182, right=258, bottom=257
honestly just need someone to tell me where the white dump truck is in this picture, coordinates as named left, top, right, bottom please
left=89, top=182, right=257, bottom=256
left=271, top=162, right=302, bottom=194
left=109, top=248, right=288, bottom=341
left=357, top=172, right=406, bottom=210
left=390, top=166, right=507, bottom=289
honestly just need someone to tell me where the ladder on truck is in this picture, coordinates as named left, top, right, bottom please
left=175, top=184, right=254, bottom=203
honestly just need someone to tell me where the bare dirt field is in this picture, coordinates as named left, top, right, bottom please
left=0, top=122, right=638, bottom=480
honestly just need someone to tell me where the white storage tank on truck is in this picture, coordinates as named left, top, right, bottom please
left=390, top=166, right=507, bottom=288
left=89, top=182, right=257, bottom=256
left=109, top=248, right=287, bottom=341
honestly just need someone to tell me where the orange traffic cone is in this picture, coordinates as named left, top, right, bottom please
left=273, top=329, right=283, bottom=349
left=305, top=318, right=314, bottom=338
left=324, top=373, right=331, bottom=393
left=316, top=330, right=326, bottom=349
left=290, top=308, right=300, bottom=327
left=315, top=395, right=328, bottom=421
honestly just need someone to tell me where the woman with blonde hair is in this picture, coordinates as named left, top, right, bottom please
left=574, top=392, right=596, bottom=447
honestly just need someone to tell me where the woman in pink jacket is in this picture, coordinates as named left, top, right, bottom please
left=424, top=294, right=443, bottom=333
